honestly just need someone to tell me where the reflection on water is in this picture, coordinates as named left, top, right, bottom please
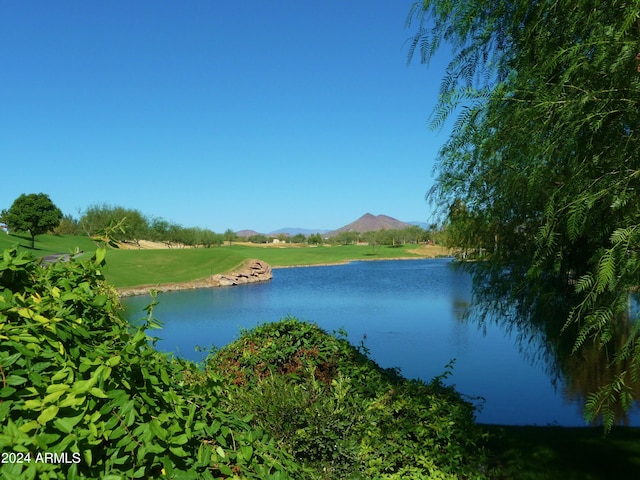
left=462, top=260, right=640, bottom=427
left=122, top=258, right=640, bottom=426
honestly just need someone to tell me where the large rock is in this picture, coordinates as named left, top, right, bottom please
left=118, top=259, right=272, bottom=297
left=211, top=259, right=272, bottom=286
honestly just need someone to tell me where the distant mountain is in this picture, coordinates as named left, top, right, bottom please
left=236, top=229, right=262, bottom=238
left=326, top=213, right=412, bottom=237
left=238, top=215, right=416, bottom=238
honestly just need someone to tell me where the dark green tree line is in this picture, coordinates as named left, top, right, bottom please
left=407, top=0, right=640, bottom=428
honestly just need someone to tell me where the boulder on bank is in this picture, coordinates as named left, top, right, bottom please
left=118, top=259, right=272, bottom=297
left=211, top=259, right=272, bottom=286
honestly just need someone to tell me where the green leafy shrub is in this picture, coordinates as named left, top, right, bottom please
left=0, top=247, right=300, bottom=479
left=208, top=317, right=489, bottom=479
left=0, top=247, right=489, bottom=479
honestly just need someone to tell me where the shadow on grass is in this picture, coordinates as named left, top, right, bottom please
left=0, top=233, right=41, bottom=250
left=484, top=425, right=640, bottom=479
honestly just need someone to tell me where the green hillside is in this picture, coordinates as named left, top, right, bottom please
left=0, top=232, right=97, bottom=257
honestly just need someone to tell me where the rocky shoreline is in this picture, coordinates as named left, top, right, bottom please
left=117, top=259, right=272, bottom=297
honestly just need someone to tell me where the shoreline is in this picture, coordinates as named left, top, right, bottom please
left=271, top=254, right=451, bottom=269
left=117, top=255, right=451, bottom=298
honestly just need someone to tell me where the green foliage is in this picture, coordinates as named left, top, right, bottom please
left=208, top=318, right=489, bottom=479
left=53, top=215, right=82, bottom=236
left=408, top=0, right=640, bottom=429
left=307, top=233, right=323, bottom=245
left=79, top=204, right=224, bottom=249
left=0, top=250, right=488, bottom=478
left=80, top=204, right=149, bottom=246
left=2, top=193, right=63, bottom=249
left=0, top=247, right=300, bottom=478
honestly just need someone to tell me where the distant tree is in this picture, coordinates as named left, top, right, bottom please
left=290, top=233, right=307, bottom=244
left=363, top=230, right=386, bottom=253
left=148, top=217, right=173, bottom=245
left=405, top=225, right=425, bottom=244
left=201, top=229, right=222, bottom=248
left=2, top=193, right=62, bottom=248
left=53, top=214, right=81, bottom=236
left=224, top=229, right=237, bottom=246
left=80, top=204, right=149, bottom=246
left=332, top=231, right=360, bottom=245
left=382, top=229, right=403, bottom=247
left=308, top=233, right=323, bottom=245
left=248, top=234, right=269, bottom=244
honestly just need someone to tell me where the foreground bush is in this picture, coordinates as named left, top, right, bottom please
left=0, top=247, right=300, bottom=479
left=208, top=318, right=489, bottom=479
left=0, top=246, right=488, bottom=478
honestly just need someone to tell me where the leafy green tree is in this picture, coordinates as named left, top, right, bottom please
left=201, top=228, right=223, bottom=248
left=405, top=225, right=426, bottom=244
left=80, top=204, right=149, bottom=246
left=2, top=193, right=62, bottom=248
left=362, top=230, right=385, bottom=254
left=248, top=234, right=269, bottom=244
left=308, top=233, right=323, bottom=245
left=224, top=228, right=237, bottom=246
left=53, top=214, right=81, bottom=235
left=290, top=233, right=307, bottom=243
left=407, top=1, right=640, bottom=428
left=331, top=231, right=360, bottom=245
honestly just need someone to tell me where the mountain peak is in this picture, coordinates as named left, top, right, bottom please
left=326, top=213, right=411, bottom=236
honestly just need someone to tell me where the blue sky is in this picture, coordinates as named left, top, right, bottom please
left=1, top=1, right=451, bottom=233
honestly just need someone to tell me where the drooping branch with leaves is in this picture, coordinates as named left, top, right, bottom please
left=407, top=0, right=640, bottom=429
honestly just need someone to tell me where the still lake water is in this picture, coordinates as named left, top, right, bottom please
left=122, top=258, right=640, bottom=426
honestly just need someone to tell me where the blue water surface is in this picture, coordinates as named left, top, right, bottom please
left=122, top=258, right=640, bottom=426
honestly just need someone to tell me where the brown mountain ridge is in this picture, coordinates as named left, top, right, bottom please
left=325, top=213, right=411, bottom=237
left=237, top=213, right=412, bottom=237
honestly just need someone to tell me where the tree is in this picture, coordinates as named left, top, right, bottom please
left=407, top=1, right=640, bottom=429
left=53, top=214, right=81, bottom=235
left=290, top=233, right=307, bottom=244
left=80, top=204, right=149, bottom=246
left=2, top=193, right=62, bottom=248
left=223, top=228, right=237, bottom=246
left=308, top=233, right=323, bottom=245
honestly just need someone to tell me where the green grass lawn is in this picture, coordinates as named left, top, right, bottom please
left=0, top=232, right=97, bottom=257
left=1, top=234, right=445, bottom=287
left=104, top=243, right=438, bottom=287
left=103, top=247, right=247, bottom=287
left=226, top=243, right=429, bottom=266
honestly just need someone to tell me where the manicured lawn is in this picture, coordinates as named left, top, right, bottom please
left=103, top=247, right=247, bottom=287
left=2, top=234, right=449, bottom=288
left=104, top=243, right=444, bottom=287
left=0, top=233, right=97, bottom=257
left=226, top=243, right=440, bottom=266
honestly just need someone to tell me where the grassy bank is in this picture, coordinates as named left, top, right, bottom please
left=0, top=233, right=449, bottom=288
left=0, top=232, right=97, bottom=257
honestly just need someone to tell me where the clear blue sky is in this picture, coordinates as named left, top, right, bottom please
left=1, top=1, right=451, bottom=233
